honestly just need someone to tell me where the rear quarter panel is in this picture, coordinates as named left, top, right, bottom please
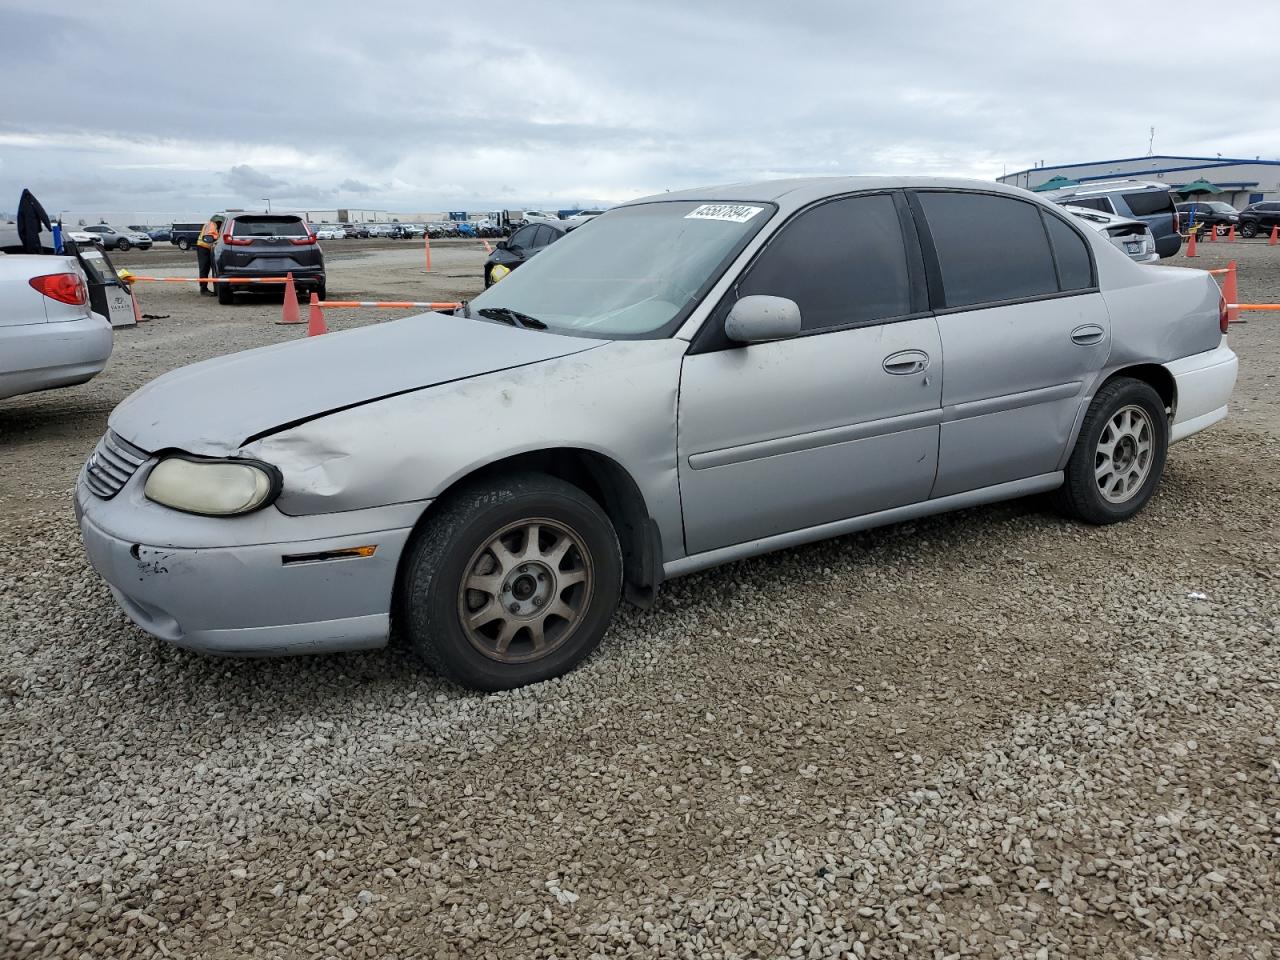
left=1099, top=260, right=1222, bottom=369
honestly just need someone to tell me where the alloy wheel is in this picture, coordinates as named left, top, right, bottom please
left=456, top=518, right=594, bottom=663
left=1095, top=405, right=1154, bottom=504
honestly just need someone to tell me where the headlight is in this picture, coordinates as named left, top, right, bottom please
left=144, top=457, right=280, bottom=516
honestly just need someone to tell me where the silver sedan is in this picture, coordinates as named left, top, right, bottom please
left=76, top=177, right=1237, bottom=689
left=2, top=254, right=114, bottom=401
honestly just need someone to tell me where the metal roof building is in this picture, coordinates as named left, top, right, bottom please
left=999, top=155, right=1280, bottom=209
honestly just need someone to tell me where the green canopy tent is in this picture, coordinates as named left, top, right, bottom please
left=1032, top=175, right=1079, bottom=192
left=1175, top=178, right=1224, bottom=197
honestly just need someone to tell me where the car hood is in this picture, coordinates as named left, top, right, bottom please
left=110, top=312, right=606, bottom=455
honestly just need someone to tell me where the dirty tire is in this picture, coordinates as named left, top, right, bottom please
left=216, top=278, right=233, bottom=305
left=400, top=473, right=622, bottom=691
left=1052, top=377, right=1168, bottom=525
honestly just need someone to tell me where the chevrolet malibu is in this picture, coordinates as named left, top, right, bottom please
left=76, top=177, right=1238, bottom=690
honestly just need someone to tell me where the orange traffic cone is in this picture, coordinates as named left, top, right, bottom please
left=306, top=292, right=327, bottom=336
left=1270, top=225, right=1279, bottom=246
left=131, top=286, right=145, bottom=324
left=277, top=273, right=302, bottom=325
left=1227, top=224, right=1237, bottom=242
left=1206, top=225, right=1217, bottom=242
left=482, top=238, right=493, bottom=254
left=1223, top=260, right=1239, bottom=327
left=1186, top=229, right=1197, bottom=257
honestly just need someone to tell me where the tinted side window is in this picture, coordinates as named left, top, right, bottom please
left=1041, top=212, right=1094, bottom=291
left=736, top=194, right=910, bottom=332
left=509, top=226, right=536, bottom=248
left=1122, top=191, right=1176, bottom=217
left=917, top=192, right=1058, bottom=308
left=532, top=226, right=555, bottom=247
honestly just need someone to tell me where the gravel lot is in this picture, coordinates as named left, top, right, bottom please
left=1, top=240, right=1278, bottom=959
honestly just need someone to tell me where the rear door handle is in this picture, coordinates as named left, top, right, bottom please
left=1071, top=324, right=1105, bottom=346
left=882, top=349, right=930, bottom=376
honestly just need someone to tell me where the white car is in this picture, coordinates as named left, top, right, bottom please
left=315, top=225, right=345, bottom=241
left=0, top=254, right=114, bottom=401
left=65, top=229, right=103, bottom=247
left=520, top=210, right=559, bottom=226
left=562, top=208, right=608, bottom=228
left=1067, top=208, right=1158, bottom=263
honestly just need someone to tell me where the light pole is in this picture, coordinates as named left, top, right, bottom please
left=261, top=197, right=272, bottom=213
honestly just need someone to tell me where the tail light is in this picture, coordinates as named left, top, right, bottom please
left=290, top=234, right=317, bottom=246
left=222, top=231, right=254, bottom=246
left=29, top=272, right=88, bottom=306
left=1172, top=210, right=1181, bottom=234
left=1219, top=294, right=1229, bottom=333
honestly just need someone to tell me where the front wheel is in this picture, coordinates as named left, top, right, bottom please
left=400, top=473, right=622, bottom=690
left=1052, top=378, right=1168, bottom=524
left=1240, top=222, right=1258, bottom=239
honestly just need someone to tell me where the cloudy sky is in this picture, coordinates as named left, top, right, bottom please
left=2, top=0, right=1278, bottom=216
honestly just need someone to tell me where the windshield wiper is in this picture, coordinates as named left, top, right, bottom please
left=476, top=306, right=548, bottom=330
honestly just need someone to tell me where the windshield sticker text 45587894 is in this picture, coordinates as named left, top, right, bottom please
left=684, top=204, right=764, bottom=223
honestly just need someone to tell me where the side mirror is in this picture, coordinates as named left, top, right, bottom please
left=725, top=295, right=802, bottom=344
left=496, top=239, right=509, bottom=250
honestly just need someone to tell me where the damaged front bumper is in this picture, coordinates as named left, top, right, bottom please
left=74, top=465, right=425, bottom=656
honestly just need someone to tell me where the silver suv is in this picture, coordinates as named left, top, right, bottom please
left=1042, top=180, right=1182, bottom=258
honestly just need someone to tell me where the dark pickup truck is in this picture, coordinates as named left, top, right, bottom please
left=169, top=222, right=205, bottom=251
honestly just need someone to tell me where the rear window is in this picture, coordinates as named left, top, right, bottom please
left=231, top=216, right=309, bottom=237
left=1122, top=191, right=1176, bottom=217
left=918, top=191, right=1058, bottom=308
left=1062, top=197, right=1112, bottom=213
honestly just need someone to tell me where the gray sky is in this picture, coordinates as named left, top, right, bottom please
left=3, top=0, right=1278, bottom=214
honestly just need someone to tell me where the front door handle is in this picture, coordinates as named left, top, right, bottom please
left=882, top=349, right=930, bottom=376
left=1071, top=324, right=1105, bottom=346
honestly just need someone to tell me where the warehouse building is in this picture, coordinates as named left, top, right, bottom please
left=999, top=155, right=1280, bottom=209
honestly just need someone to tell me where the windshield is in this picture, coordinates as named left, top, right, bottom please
left=232, top=216, right=309, bottom=237
left=467, top=200, right=774, bottom=338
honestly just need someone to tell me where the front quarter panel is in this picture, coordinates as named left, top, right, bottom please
left=244, top=339, right=687, bottom=560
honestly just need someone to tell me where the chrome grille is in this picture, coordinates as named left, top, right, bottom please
left=84, top=431, right=150, bottom=500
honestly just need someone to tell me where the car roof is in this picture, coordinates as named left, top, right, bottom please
left=1041, top=179, right=1171, bottom=200
left=624, top=176, right=1045, bottom=215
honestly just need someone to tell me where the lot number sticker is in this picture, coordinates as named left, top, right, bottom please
left=684, top=204, right=764, bottom=223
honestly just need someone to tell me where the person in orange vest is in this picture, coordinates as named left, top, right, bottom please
left=196, top=214, right=225, bottom=296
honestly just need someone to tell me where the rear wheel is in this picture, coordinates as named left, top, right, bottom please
left=1052, top=377, right=1168, bottom=524
left=177, top=238, right=191, bottom=251
left=117, top=239, right=131, bottom=252
left=1241, top=222, right=1258, bottom=239
left=216, top=272, right=234, bottom=305
left=400, top=473, right=622, bottom=690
